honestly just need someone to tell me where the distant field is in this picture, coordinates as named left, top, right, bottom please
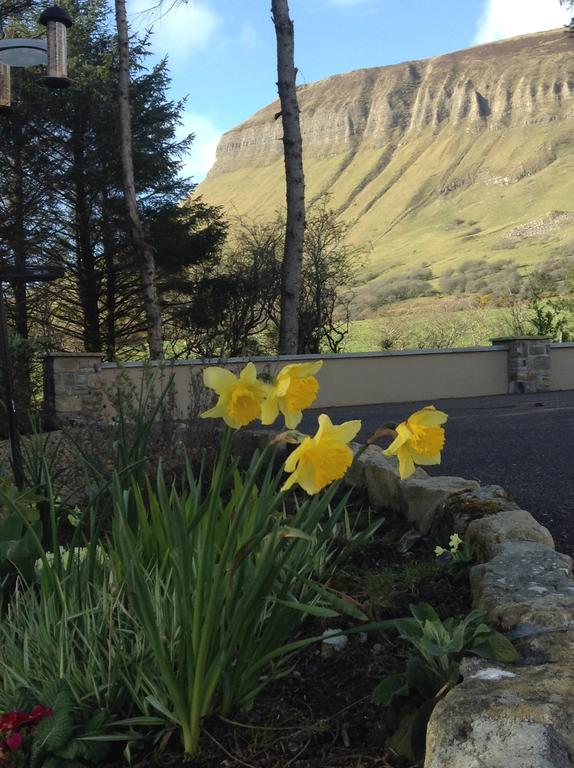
left=341, top=298, right=511, bottom=353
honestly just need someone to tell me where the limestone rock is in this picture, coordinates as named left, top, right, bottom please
left=345, top=443, right=382, bottom=488
left=466, top=509, right=554, bottom=562
left=362, top=449, right=427, bottom=513
left=425, top=660, right=574, bottom=768
left=430, top=484, right=520, bottom=541
left=509, top=622, right=574, bottom=665
left=471, top=541, right=574, bottom=622
left=400, top=476, right=480, bottom=533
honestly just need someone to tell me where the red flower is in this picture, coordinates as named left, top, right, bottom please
left=29, top=706, right=53, bottom=722
left=0, top=712, right=29, bottom=733
left=5, top=733, right=23, bottom=751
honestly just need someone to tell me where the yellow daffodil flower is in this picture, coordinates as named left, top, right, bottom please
left=383, top=405, right=448, bottom=480
left=261, top=361, right=323, bottom=429
left=434, top=545, right=447, bottom=557
left=200, top=362, right=267, bottom=429
left=281, top=414, right=361, bottom=495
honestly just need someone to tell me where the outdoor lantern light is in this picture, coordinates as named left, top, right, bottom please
left=39, top=4, right=73, bottom=88
left=0, top=63, right=11, bottom=111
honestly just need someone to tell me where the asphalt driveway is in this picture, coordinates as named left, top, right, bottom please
left=302, top=391, right=574, bottom=557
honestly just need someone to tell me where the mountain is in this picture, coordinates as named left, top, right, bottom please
left=197, top=29, right=574, bottom=310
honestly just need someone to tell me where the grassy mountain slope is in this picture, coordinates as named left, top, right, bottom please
left=197, top=29, right=574, bottom=316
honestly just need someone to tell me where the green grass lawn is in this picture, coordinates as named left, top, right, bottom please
left=341, top=299, right=511, bottom=353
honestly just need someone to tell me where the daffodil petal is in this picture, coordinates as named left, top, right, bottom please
left=281, top=472, right=298, bottom=492
left=284, top=441, right=306, bottom=473
left=273, top=377, right=291, bottom=397
left=409, top=406, right=448, bottom=427
left=315, top=413, right=334, bottom=440
left=279, top=361, right=323, bottom=380
left=283, top=409, right=303, bottom=430
left=203, top=367, right=237, bottom=394
left=408, top=449, right=442, bottom=466
left=200, top=401, right=228, bottom=420
left=293, top=461, right=319, bottom=495
left=261, top=397, right=280, bottom=426
left=397, top=445, right=416, bottom=480
left=383, top=430, right=409, bottom=456
left=240, top=362, right=258, bottom=383
left=330, top=419, right=362, bottom=444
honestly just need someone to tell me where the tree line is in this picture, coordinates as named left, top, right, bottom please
left=0, top=0, right=354, bottom=428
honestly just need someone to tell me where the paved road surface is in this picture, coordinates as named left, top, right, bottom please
left=302, top=391, right=574, bottom=557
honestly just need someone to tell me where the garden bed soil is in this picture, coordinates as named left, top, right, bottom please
left=104, top=508, right=471, bottom=768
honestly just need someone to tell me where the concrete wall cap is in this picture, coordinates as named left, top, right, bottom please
left=100, top=345, right=508, bottom=369
left=42, top=352, right=103, bottom=359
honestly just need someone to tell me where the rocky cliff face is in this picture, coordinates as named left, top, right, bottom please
left=198, top=30, right=574, bottom=300
left=209, top=30, right=573, bottom=173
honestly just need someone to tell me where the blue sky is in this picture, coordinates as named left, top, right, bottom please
left=126, top=0, right=572, bottom=181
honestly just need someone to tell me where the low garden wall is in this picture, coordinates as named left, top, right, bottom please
left=42, top=337, right=574, bottom=425
left=346, top=445, right=574, bottom=767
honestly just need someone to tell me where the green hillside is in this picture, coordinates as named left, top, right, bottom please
left=197, top=29, right=574, bottom=337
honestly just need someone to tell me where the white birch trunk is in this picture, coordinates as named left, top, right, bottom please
left=114, top=0, right=164, bottom=359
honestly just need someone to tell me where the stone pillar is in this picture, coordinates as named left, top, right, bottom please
left=491, top=336, right=551, bottom=394
left=43, top=352, right=103, bottom=427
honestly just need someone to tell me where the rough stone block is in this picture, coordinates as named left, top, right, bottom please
left=510, top=623, right=574, bottom=665
left=508, top=342, right=528, bottom=357
left=53, top=358, right=80, bottom=372
left=467, top=509, right=554, bottom=562
left=55, top=396, right=81, bottom=414
left=60, top=373, right=77, bottom=387
left=345, top=443, right=382, bottom=488
left=400, top=476, right=480, bottom=533
left=533, top=356, right=551, bottom=370
left=528, top=343, right=550, bottom=356
left=470, top=541, right=574, bottom=630
left=425, top=660, right=574, bottom=768
left=430, top=485, right=520, bottom=541
left=362, top=450, right=430, bottom=513
left=362, top=450, right=404, bottom=512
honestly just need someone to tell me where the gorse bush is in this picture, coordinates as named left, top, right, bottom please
left=439, top=259, right=521, bottom=297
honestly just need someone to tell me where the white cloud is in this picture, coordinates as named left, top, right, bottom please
left=128, top=0, right=221, bottom=62
left=176, top=111, right=222, bottom=182
left=474, top=0, right=570, bottom=44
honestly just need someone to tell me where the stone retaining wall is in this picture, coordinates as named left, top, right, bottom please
left=347, top=445, right=574, bottom=768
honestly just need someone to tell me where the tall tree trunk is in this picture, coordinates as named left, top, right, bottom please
left=9, top=118, right=31, bottom=427
left=71, top=111, right=102, bottom=352
left=114, top=0, right=163, bottom=359
left=11, top=124, right=27, bottom=341
left=101, top=191, right=117, bottom=361
left=272, top=0, right=305, bottom=355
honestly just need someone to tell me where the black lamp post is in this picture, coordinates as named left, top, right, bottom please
left=0, top=5, right=72, bottom=486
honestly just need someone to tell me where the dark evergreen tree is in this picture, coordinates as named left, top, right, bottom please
left=0, top=0, right=228, bottom=365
